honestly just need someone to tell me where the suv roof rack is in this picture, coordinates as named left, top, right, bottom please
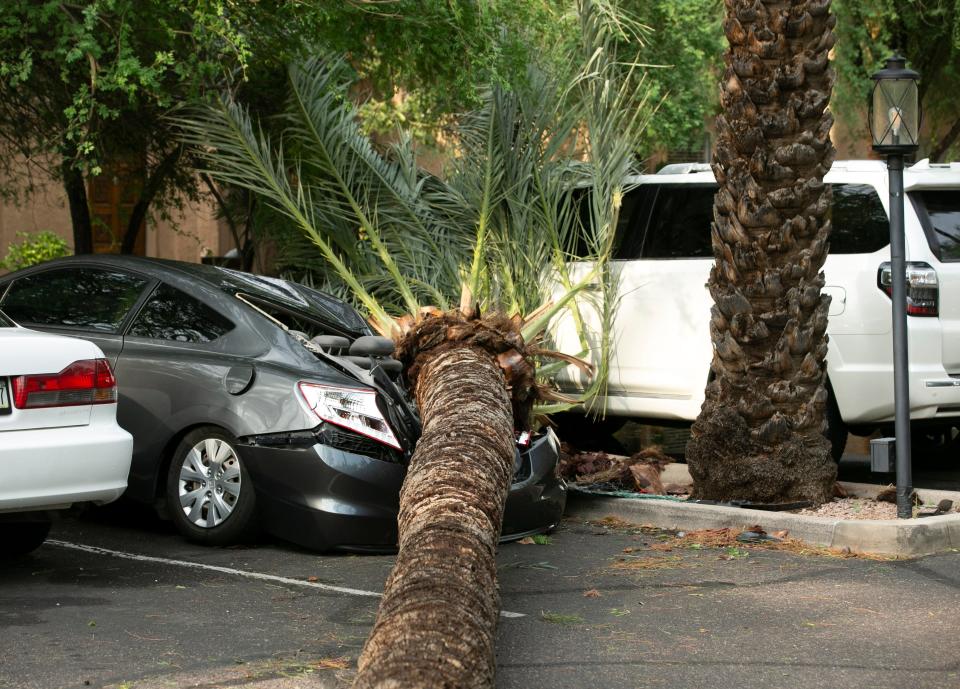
left=910, top=158, right=960, bottom=171
left=655, top=162, right=713, bottom=175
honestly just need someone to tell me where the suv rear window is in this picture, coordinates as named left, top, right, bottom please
left=829, top=183, right=889, bottom=254
left=911, top=189, right=960, bottom=261
left=602, top=180, right=891, bottom=260
left=616, top=184, right=715, bottom=260
left=0, top=267, right=148, bottom=333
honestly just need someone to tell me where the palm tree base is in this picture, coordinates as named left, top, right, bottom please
left=686, top=404, right=836, bottom=505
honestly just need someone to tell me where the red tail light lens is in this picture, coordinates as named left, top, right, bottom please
left=12, top=358, right=118, bottom=409
left=878, top=261, right=939, bottom=316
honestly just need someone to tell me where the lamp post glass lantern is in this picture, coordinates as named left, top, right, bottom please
left=871, top=55, right=921, bottom=152
left=870, top=54, right=921, bottom=519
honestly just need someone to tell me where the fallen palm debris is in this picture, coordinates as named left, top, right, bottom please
left=585, top=518, right=896, bottom=560
left=559, top=443, right=675, bottom=494
left=649, top=524, right=896, bottom=560
left=875, top=484, right=921, bottom=505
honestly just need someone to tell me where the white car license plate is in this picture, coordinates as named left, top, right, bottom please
left=0, top=378, right=9, bottom=413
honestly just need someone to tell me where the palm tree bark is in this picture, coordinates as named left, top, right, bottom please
left=686, top=0, right=838, bottom=504
left=353, top=341, right=515, bottom=689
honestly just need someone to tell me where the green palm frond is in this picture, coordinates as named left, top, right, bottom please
left=175, top=0, right=654, bottom=414
left=173, top=96, right=397, bottom=334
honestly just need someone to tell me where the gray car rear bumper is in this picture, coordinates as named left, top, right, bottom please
left=239, top=429, right=566, bottom=551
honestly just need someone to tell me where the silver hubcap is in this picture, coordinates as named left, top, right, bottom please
left=178, top=438, right=241, bottom=528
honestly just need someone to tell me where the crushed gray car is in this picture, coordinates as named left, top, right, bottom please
left=0, top=256, right=566, bottom=550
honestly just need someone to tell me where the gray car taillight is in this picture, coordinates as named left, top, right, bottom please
left=877, top=261, right=939, bottom=316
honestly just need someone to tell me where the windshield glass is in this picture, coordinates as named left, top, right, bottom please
left=913, top=189, right=960, bottom=260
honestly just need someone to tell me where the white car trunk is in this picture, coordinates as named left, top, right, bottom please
left=0, top=327, right=99, bottom=431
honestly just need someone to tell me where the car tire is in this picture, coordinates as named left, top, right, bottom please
left=552, top=412, right=627, bottom=453
left=1, top=520, right=52, bottom=558
left=166, top=427, right=257, bottom=546
left=912, top=424, right=959, bottom=462
left=824, top=391, right=848, bottom=463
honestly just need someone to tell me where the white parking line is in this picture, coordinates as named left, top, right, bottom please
left=47, top=540, right=525, bottom=618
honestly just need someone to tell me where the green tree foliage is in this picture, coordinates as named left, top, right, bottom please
left=832, top=0, right=960, bottom=159
left=344, top=1, right=724, bottom=160
left=0, top=1, right=553, bottom=255
left=0, top=0, right=726, bottom=264
left=178, top=0, right=652, bottom=404
left=0, top=231, right=70, bottom=271
left=619, top=0, right=724, bottom=158
left=314, top=2, right=560, bottom=127
left=0, top=0, right=311, bottom=254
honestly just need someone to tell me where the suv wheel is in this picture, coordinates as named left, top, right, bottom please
left=552, top=412, right=627, bottom=453
left=912, top=424, right=960, bottom=462
left=824, top=392, right=848, bottom=463
left=166, top=427, right=257, bottom=545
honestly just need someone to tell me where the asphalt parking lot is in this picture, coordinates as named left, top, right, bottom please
left=3, top=494, right=960, bottom=689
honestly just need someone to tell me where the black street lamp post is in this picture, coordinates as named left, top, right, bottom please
left=870, top=54, right=921, bottom=519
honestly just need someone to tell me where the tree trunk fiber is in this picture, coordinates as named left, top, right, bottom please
left=353, top=344, right=515, bottom=689
left=686, top=0, right=838, bottom=504
left=62, top=159, right=92, bottom=255
left=931, top=117, right=960, bottom=163
left=121, top=146, right=183, bottom=254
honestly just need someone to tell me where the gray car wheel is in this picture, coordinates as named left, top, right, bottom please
left=166, top=427, right=257, bottom=545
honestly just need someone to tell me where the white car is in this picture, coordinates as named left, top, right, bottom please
left=554, top=159, right=960, bottom=458
left=0, top=309, right=132, bottom=556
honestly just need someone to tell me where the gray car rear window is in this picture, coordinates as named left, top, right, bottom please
left=128, top=283, right=234, bottom=343
left=201, top=267, right=367, bottom=333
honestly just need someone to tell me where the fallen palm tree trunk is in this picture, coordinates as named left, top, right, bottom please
left=353, top=313, right=537, bottom=689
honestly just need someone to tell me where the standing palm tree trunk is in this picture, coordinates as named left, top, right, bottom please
left=353, top=314, right=534, bottom=689
left=686, top=0, right=838, bottom=504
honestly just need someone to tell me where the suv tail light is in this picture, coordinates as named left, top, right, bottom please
left=298, top=382, right=402, bottom=450
left=12, top=358, right=118, bottom=409
left=878, top=261, right=939, bottom=316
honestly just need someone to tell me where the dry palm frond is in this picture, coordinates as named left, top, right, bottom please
left=560, top=445, right=673, bottom=494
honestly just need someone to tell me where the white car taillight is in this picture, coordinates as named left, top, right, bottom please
left=878, top=261, right=939, bottom=316
left=298, top=382, right=402, bottom=450
left=12, top=358, right=118, bottom=409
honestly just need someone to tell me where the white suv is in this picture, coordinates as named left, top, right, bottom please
left=554, top=159, right=960, bottom=458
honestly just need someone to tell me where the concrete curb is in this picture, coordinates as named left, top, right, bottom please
left=565, top=466, right=960, bottom=557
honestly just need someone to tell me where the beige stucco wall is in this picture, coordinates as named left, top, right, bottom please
left=0, top=172, right=72, bottom=259
left=147, top=196, right=228, bottom=263
left=0, top=168, right=231, bottom=266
